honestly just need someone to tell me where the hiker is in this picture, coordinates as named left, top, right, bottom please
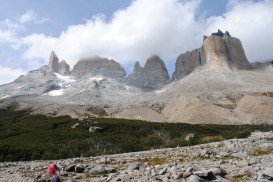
left=48, top=163, right=61, bottom=182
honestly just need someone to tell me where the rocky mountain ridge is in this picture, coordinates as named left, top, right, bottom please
left=1, top=30, right=273, bottom=124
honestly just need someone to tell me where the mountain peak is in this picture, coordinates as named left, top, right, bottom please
left=133, top=61, right=142, bottom=73
left=48, top=51, right=59, bottom=72
left=59, top=60, right=70, bottom=75
left=48, top=51, right=71, bottom=75
left=173, top=30, right=251, bottom=80
left=125, top=55, right=170, bottom=90
left=71, top=57, right=126, bottom=80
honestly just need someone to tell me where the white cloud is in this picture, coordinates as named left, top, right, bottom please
left=206, top=0, right=273, bottom=62
left=21, top=0, right=273, bottom=69
left=19, top=10, right=49, bottom=24
left=0, top=66, right=25, bottom=85
left=22, top=0, right=203, bottom=66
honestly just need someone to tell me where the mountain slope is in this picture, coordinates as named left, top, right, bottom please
left=0, top=30, right=273, bottom=124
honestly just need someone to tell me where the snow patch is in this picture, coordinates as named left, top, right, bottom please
left=90, top=76, right=105, bottom=82
left=1, top=95, right=9, bottom=99
left=54, top=73, right=76, bottom=87
left=155, top=84, right=173, bottom=94
left=47, top=89, right=64, bottom=96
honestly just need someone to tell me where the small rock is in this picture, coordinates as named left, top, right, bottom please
left=74, top=164, right=85, bottom=173
left=159, top=167, right=167, bottom=175
left=99, top=157, right=107, bottom=164
left=181, top=172, right=191, bottom=179
left=193, top=170, right=215, bottom=180
left=71, top=123, right=79, bottom=129
left=186, top=167, right=195, bottom=173
left=212, top=175, right=229, bottom=182
left=210, top=167, right=227, bottom=177
left=186, top=174, right=205, bottom=182
left=105, top=167, right=116, bottom=173
left=261, top=143, right=273, bottom=152
left=128, top=162, right=140, bottom=171
left=259, top=166, right=273, bottom=180
left=90, top=165, right=105, bottom=175
left=236, top=160, right=250, bottom=167
left=66, top=164, right=76, bottom=172
left=60, top=167, right=68, bottom=176
left=185, top=133, right=195, bottom=141
left=89, top=126, right=103, bottom=133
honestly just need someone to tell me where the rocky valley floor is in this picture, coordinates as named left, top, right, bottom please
left=0, top=131, right=272, bottom=182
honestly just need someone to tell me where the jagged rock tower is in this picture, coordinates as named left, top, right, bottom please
left=48, top=51, right=59, bottom=73
left=125, top=55, right=170, bottom=90
left=173, top=30, right=251, bottom=80
left=47, top=51, right=70, bottom=75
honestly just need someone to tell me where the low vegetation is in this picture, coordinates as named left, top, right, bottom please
left=0, top=105, right=273, bottom=162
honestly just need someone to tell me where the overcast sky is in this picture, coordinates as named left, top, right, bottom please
left=0, top=0, right=272, bottom=85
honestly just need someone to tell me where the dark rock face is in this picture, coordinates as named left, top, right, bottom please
left=172, top=48, right=205, bottom=80
left=223, top=36, right=251, bottom=69
left=71, top=57, right=126, bottom=80
left=125, top=55, right=170, bottom=90
left=211, top=29, right=224, bottom=37
left=173, top=30, right=251, bottom=80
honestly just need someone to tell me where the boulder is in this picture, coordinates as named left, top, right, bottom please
left=74, top=164, right=85, bottom=173
left=89, top=126, right=103, bottom=133
left=125, top=55, right=170, bottom=90
left=71, top=57, right=126, bottom=80
left=186, top=174, right=205, bottom=182
left=60, top=167, right=68, bottom=177
left=193, top=170, right=215, bottom=180
left=128, top=162, right=140, bottom=171
left=259, top=166, right=273, bottom=180
left=185, top=133, right=195, bottom=141
left=90, top=165, right=105, bottom=175
left=66, top=164, right=76, bottom=172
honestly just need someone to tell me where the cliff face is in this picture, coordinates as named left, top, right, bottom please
left=59, top=60, right=70, bottom=76
left=173, top=30, right=251, bottom=80
left=125, top=55, right=170, bottom=90
left=71, top=57, right=126, bottom=80
left=48, top=51, right=59, bottom=73
left=203, top=35, right=231, bottom=72
left=172, top=48, right=205, bottom=80
left=223, top=36, right=251, bottom=69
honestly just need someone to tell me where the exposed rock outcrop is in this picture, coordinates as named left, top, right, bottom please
left=47, top=51, right=71, bottom=75
left=71, top=57, right=126, bottom=80
left=48, top=51, right=59, bottom=73
left=125, top=55, right=170, bottom=90
left=172, top=48, right=205, bottom=80
left=203, top=35, right=231, bottom=72
left=173, top=30, right=251, bottom=80
left=59, top=60, right=70, bottom=75
left=223, top=35, right=251, bottom=69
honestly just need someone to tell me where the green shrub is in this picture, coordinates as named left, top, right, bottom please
left=0, top=107, right=273, bottom=162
